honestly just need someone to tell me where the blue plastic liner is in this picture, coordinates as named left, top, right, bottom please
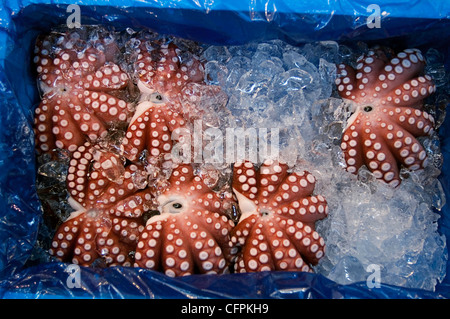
left=0, top=0, right=449, bottom=299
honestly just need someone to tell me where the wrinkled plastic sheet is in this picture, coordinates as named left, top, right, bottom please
left=0, top=0, right=449, bottom=299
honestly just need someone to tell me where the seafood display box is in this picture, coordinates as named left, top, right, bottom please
left=0, top=0, right=449, bottom=299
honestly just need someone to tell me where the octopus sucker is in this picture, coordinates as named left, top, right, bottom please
left=336, top=47, right=436, bottom=186
left=50, top=207, right=136, bottom=267
left=230, top=160, right=327, bottom=273
left=134, top=164, right=236, bottom=277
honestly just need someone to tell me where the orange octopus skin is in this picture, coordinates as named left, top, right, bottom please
left=230, top=160, right=328, bottom=273
left=134, top=164, right=237, bottom=277
left=49, top=142, right=151, bottom=267
left=336, top=48, right=436, bottom=187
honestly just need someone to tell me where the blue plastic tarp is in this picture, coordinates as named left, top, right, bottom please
left=0, top=0, right=449, bottom=299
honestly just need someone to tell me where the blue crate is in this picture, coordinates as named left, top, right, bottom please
left=0, top=0, right=449, bottom=298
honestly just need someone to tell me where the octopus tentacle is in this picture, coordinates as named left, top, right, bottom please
left=232, top=161, right=259, bottom=201
left=67, top=142, right=122, bottom=207
left=49, top=211, right=84, bottom=262
left=82, top=63, right=129, bottom=92
left=35, top=36, right=115, bottom=93
left=276, top=193, right=328, bottom=225
left=95, top=223, right=135, bottom=266
left=50, top=208, right=135, bottom=267
left=109, top=213, right=145, bottom=245
left=387, top=107, right=435, bottom=137
left=51, top=96, right=88, bottom=152
left=159, top=218, right=195, bottom=277
left=67, top=101, right=109, bottom=143
left=80, top=90, right=132, bottom=125
left=50, top=208, right=142, bottom=267
left=368, top=131, right=401, bottom=185
left=336, top=64, right=358, bottom=100
left=230, top=160, right=327, bottom=273
left=380, top=76, right=436, bottom=108
left=383, top=124, right=428, bottom=171
left=375, top=49, right=426, bottom=94
left=278, top=217, right=324, bottom=266
left=341, top=122, right=365, bottom=174
left=109, top=188, right=153, bottom=219
left=36, top=89, right=131, bottom=155
left=336, top=47, right=437, bottom=186
left=256, top=160, right=290, bottom=203
left=355, top=49, right=389, bottom=91
left=34, top=99, right=58, bottom=153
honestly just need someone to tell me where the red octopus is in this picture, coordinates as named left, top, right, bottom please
left=230, top=160, right=327, bottom=273
left=49, top=142, right=152, bottom=266
left=134, top=164, right=237, bottom=277
left=335, top=47, right=436, bottom=186
left=33, top=29, right=133, bottom=156
left=130, top=35, right=204, bottom=99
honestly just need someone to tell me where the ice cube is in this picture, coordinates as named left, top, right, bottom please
left=37, top=160, right=69, bottom=183
left=202, top=45, right=232, bottom=63
left=204, top=61, right=228, bottom=86
left=326, top=256, right=367, bottom=285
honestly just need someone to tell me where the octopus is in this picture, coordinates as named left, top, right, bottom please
left=335, top=47, right=437, bottom=186
left=134, top=164, right=237, bottom=277
left=229, top=160, right=327, bottom=273
left=130, top=35, right=205, bottom=99
left=33, top=30, right=134, bottom=156
left=49, top=142, right=152, bottom=266
left=121, top=35, right=225, bottom=163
